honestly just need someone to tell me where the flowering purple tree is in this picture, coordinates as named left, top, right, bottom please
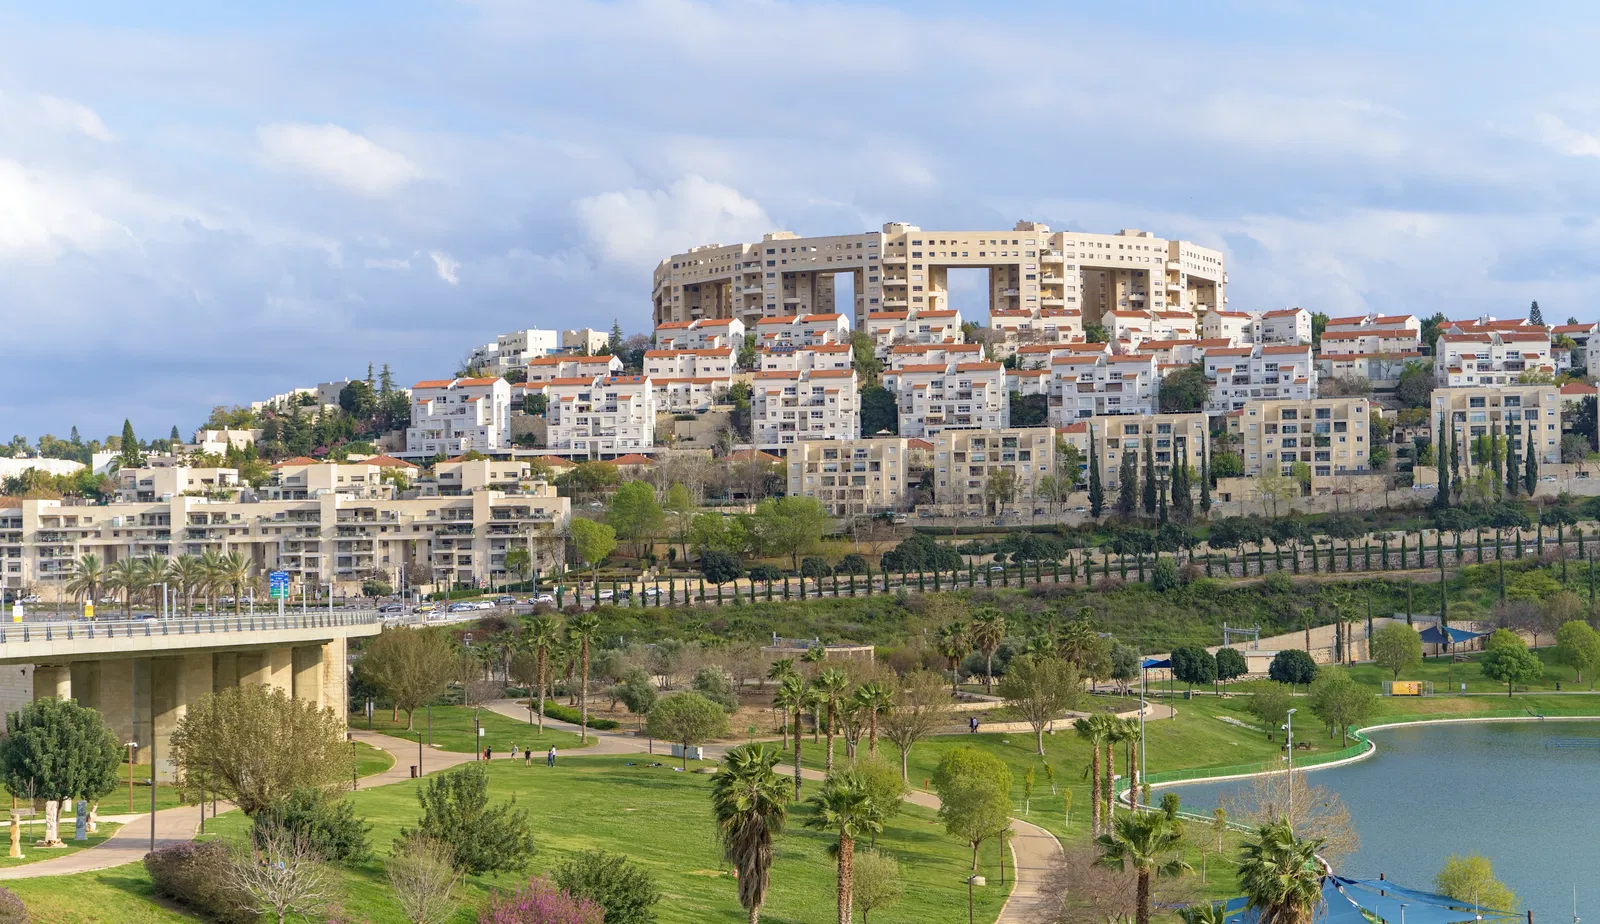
left=478, top=877, right=605, bottom=924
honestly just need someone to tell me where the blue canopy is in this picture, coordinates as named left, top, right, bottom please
left=1141, top=657, right=1171, bottom=669
left=1418, top=625, right=1485, bottom=646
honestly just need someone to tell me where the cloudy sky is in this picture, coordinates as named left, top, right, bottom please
left=4, top=0, right=1600, bottom=440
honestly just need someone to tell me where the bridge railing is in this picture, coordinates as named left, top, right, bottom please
left=0, top=611, right=382, bottom=645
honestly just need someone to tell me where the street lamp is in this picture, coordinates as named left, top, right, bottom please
left=1282, top=708, right=1298, bottom=828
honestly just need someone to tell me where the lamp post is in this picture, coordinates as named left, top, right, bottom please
left=1283, top=708, right=1297, bottom=829
left=126, top=742, right=136, bottom=812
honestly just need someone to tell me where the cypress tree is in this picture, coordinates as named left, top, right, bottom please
left=1449, top=423, right=1461, bottom=503
left=1157, top=475, right=1169, bottom=524
left=1199, top=439, right=1212, bottom=514
left=1172, top=446, right=1193, bottom=522
left=1506, top=444, right=1520, bottom=498
left=1141, top=438, right=1157, bottom=517
left=1116, top=447, right=1138, bottom=518
left=1490, top=422, right=1504, bottom=496
left=1525, top=440, right=1539, bottom=494
left=1088, top=428, right=1105, bottom=518
left=1434, top=414, right=1449, bottom=507
left=118, top=419, right=144, bottom=468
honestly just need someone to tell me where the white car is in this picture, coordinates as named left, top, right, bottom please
left=597, top=589, right=614, bottom=600
left=533, top=594, right=556, bottom=604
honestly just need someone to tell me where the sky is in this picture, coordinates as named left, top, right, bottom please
left=5, top=0, right=1600, bottom=440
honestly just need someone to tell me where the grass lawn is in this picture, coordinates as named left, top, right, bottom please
left=160, top=756, right=1007, bottom=924
left=0, top=823, right=122, bottom=870
left=356, top=704, right=588, bottom=755
left=1344, top=648, right=1591, bottom=695
left=355, top=740, right=395, bottom=778
left=4, top=861, right=195, bottom=923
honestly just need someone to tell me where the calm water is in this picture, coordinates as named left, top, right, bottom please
left=1167, top=720, right=1600, bottom=923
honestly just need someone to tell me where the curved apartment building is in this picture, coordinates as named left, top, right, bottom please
left=652, top=220, right=1226, bottom=329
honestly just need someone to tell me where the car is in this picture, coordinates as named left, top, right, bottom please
left=495, top=595, right=516, bottom=606
left=377, top=603, right=405, bottom=614
left=415, top=603, right=437, bottom=614
left=641, top=587, right=662, bottom=597
left=447, top=602, right=475, bottom=613
left=1072, top=506, right=1087, bottom=513
left=596, top=589, right=614, bottom=600
left=988, top=564, right=1007, bottom=572
left=19, top=595, right=39, bottom=604
left=534, top=593, right=556, bottom=604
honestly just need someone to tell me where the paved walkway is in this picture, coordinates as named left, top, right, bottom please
left=481, top=700, right=1061, bottom=924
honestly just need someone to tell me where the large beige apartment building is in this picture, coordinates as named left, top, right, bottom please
left=785, top=438, right=912, bottom=517
left=0, top=463, right=570, bottom=598
left=1057, top=414, right=1209, bottom=488
left=653, top=221, right=1226, bottom=330
left=1430, top=385, right=1563, bottom=470
left=1226, top=397, right=1371, bottom=479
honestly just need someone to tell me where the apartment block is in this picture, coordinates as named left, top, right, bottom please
left=406, top=377, right=513, bottom=457
left=543, top=375, right=658, bottom=458
left=469, top=328, right=559, bottom=373
left=1252, top=308, right=1313, bottom=345
left=1430, top=385, right=1563, bottom=470
left=753, top=313, right=852, bottom=350
left=881, top=361, right=1008, bottom=438
left=1057, top=413, right=1209, bottom=489
left=1315, top=352, right=1421, bottom=386
left=751, top=369, right=861, bottom=452
left=641, top=349, right=735, bottom=411
left=1321, top=313, right=1421, bottom=354
left=652, top=221, right=1225, bottom=329
left=1134, top=338, right=1232, bottom=367
left=1552, top=322, right=1600, bottom=372
left=1434, top=328, right=1553, bottom=386
left=1201, top=310, right=1253, bottom=343
left=265, top=458, right=411, bottom=501
left=1107, top=309, right=1199, bottom=350
left=421, top=458, right=543, bottom=496
left=785, top=438, right=911, bottom=517
left=987, top=308, right=1084, bottom=359
left=1225, top=397, right=1371, bottom=478
left=654, top=318, right=746, bottom=351
left=757, top=343, right=855, bottom=373
left=0, top=486, right=569, bottom=596
left=885, top=342, right=985, bottom=370
left=1048, top=353, right=1160, bottom=422
left=1011, top=341, right=1111, bottom=371
left=115, top=466, right=241, bottom=503
left=1204, top=344, right=1318, bottom=414
left=522, top=355, right=624, bottom=384
left=562, top=328, right=610, bottom=354
left=926, top=428, right=1057, bottom=516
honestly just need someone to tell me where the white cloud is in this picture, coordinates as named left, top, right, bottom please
left=258, top=123, right=422, bottom=197
left=364, top=256, right=412, bottom=270
left=0, top=160, right=128, bottom=260
left=1536, top=114, right=1600, bottom=158
left=35, top=95, right=114, bottom=141
left=574, top=175, right=772, bottom=269
left=429, top=250, right=460, bottom=284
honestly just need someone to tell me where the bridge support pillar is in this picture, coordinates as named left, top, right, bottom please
left=291, top=646, right=323, bottom=708
left=237, top=651, right=267, bottom=686
left=265, top=648, right=293, bottom=694
left=151, top=658, right=184, bottom=782
left=32, top=664, right=70, bottom=702
left=99, top=659, right=135, bottom=750
left=212, top=652, right=238, bottom=692
left=70, top=661, right=100, bottom=711
left=321, top=638, right=347, bottom=725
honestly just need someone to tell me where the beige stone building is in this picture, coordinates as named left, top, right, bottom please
left=1057, top=414, right=1209, bottom=489
left=924, top=427, right=1058, bottom=516
left=1429, top=385, right=1563, bottom=472
left=785, top=438, right=911, bottom=517
left=1226, top=397, right=1372, bottom=480
left=652, top=221, right=1226, bottom=329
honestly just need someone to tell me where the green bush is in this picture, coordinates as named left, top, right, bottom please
left=253, top=788, right=372, bottom=863
left=553, top=849, right=662, bottom=924
left=537, top=700, right=620, bottom=730
left=398, top=763, right=536, bottom=875
left=144, top=841, right=257, bottom=924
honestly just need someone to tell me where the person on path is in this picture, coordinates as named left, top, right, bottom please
left=969, top=716, right=979, bottom=734
left=485, top=746, right=493, bottom=761
left=524, top=748, right=532, bottom=767
left=547, top=746, right=557, bottom=768
left=510, top=744, right=518, bottom=759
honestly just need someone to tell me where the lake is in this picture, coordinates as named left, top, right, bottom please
left=1164, top=719, right=1600, bottom=924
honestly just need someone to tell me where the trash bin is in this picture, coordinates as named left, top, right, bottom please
left=410, top=765, right=418, bottom=779
left=1183, top=690, right=1195, bottom=700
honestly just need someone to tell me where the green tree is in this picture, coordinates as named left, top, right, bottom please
left=664, top=482, right=696, bottom=563
left=118, top=419, right=144, bottom=468
left=568, top=612, right=603, bottom=741
left=805, top=770, right=885, bottom=924
left=710, top=744, right=792, bottom=924
left=935, top=622, right=970, bottom=697
left=1142, top=438, right=1158, bottom=516
left=813, top=669, right=852, bottom=775
left=168, top=684, right=349, bottom=816
left=503, top=547, right=532, bottom=583
left=397, top=763, right=536, bottom=874
left=1556, top=620, right=1600, bottom=688
left=750, top=496, right=826, bottom=570
left=700, top=549, right=743, bottom=585
left=252, top=787, right=372, bottom=863
left=607, top=481, right=664, bottom=557
left=930, top=746, right=1012, bottom=871
left=522, top=615, right=562, bottom=733
left=1267, top=649, right=1318, bottom=692
left=63, top=553, right=106, bottom=613
left=969, top=607, right=1007, bottom=694
left=1434, top=853, right=1518, bottom=914
left=0, top=698, right=121, bottom=844
left=356, top=627, right=457, bottom=731
left=1158, top=363, right=1210, bottom=414
left=998, top=655, right=1081, bottom=755
left=1116, top=445, right=1138, bottom=518
left=1480, top=629, right=1543, bottom=696
left=882, top=671, right=953, bottom=782
left=569, top=518, right=617, bottom=587
left=1237, top=819, right=1325, bottom=924
left=1246, top=683, right=1293, bottom=741
left=859, top=386, right=898, bottom=436
left=772, top=676, right=809, bottom=799
left=1215, top=647, right=1248, bottom=689
left=851, top=849, right=903, bottom=924
left=1088, top=428, right=1105, bottom=518
left=1369, top=623, right=1423, bottom=680
left=1170, top=646, right=1217, bottom=690
left=554, top=849, right=661, bottom=924
left=983, top=467, right=1018, bottom=515
left=1095, top=812, right=1191, bottom=924
left=1306, top=666, right=1377, bottom=745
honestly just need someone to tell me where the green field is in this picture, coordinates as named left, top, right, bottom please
left=1346, top=648, right=1592, bottom=695
left=356, top=703, right=588, bottom=755
left=5, top=862, right=194, bottom=923
left=0, top=822, right=122, bottom=870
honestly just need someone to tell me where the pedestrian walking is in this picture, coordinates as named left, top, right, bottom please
left=510, top=744, right=518, bottom=759
left=969, top=716, right=979, bottom=734
left=524, top=748, right=532, bottom=767
left=485, top=746, right=493, bottom=761
left=546, top=746, right=557, bottom=768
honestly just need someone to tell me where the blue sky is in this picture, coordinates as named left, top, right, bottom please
left=5, top=0, right=1600, bottom=440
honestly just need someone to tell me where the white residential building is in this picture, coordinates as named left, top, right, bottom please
left=544, top=375, right=658, bottom=457
left=885, top=342, right=985, bottom=370
left=751, top=369, right=861, bottom=452
left=1552, top=322, right=1600, bottom=372
left=1203, top=344, right=1318, bottom=413
left=1201, top=310, right=1254, bottom=343
left=1010, top=341, right=1110, bottom=371
left=1048, top=353, right=1159, bottom=423
left=641, top=348, right=736, bottom=411
left=406, top=377, right=514, bottom=457
left=522, top=355, right=623, bottom=384
left=653, top=318, right=746, bottom=351
left=987, top=308, right=1084, bottom=358
left=469, top=328, right=559, bottom=372
left=1321, top=313, right=1421, bottom=354
left=1434, top=328, right=1553, bottom=386
left=757, top=343, right=855, bottom=373
left=561, top=328, right=610, bottom=354
left=753, top=314, right=852, bottom=350
left=1251, top=308, right=1313, bottom=345
left=882, top=361, right=1008, bottom=438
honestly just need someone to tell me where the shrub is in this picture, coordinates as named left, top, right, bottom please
left=399, top=763, right=537, bottom=875
left=690, top=667, right=740, bottom=713
left=800, top=556, right=832, bottom=579
left=1263, top=570, right=1293, bottom=594
left=552, top=850, right=661, bottom=924
left=479, top=876, right=604, bottom=924
left=1151, top=558, right=1181, bottom=592
left=535, top=701, right=620, bottom=731
left=253, top=788, right=372, bottom=863
left=145, top=841, right=257, bottom=924
left=0, top=887, right=26, bottom=924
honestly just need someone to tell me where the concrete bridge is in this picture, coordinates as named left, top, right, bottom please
left=0, top=612, right=382, bottom=780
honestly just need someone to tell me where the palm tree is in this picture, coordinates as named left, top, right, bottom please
left=801, top=644, right=827, bottom=676
left=198, top=549, right=226, bottom=613
left=166, top=555, right=208, bottom=619
left=106, top=558, right=142, bottom=619
left=212, top=550, right=254, bottom=616
left=1236, top=819, right=1326, bottom=924
left=851, top=681, right=892, bottom=757
left=766, top=657, right=797, bottom=687
left=1057, top=616, right=1100, bottom=670
left=1073, top=714, right=1110, bottom=836
left=136, top=554, right=168, bottom=612
left=1095, top=812, right=1191, bottom=924
left=935, top=622, right=970, bottom=696
left=525, top=615, right=562, bottom=734
left=1118, top=716, right=1143, bottom=801
left=771, top=676, right=809, bottom=799
left=710, top=744, right=792, bottom=924
left=813, top=669, right=851, bottom=775
left=804, top=770, right=884, bottom=924
left=567, top=612, right=602, bottom=743
left=1104, top=714, right=1132, bottom=823
left=803, top=685, right=827, bottom=745
left=969, top=607, right=1006, bottom=694
left=63, top=554, right=105, bottom=613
